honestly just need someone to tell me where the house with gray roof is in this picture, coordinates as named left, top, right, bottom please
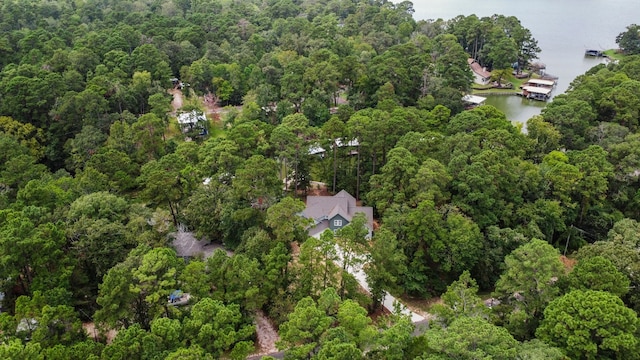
left=302, top=190, right=374, bottom=238
left=171, top=225, right=231, bottom=260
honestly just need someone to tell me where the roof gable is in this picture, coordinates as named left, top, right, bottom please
left=468, top=58, right=491, bottom=78
left=303, top=190, right=373, bottom=231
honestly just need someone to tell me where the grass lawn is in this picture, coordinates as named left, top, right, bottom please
left=165, top=119, right=183, bottom=140
left=604, top=49, right=625, bottom=61
left=397, top=294, right=442, bottom=313
left=207, top=119, right=225, bottom=139
left=471, top=73, right=527, bottom=95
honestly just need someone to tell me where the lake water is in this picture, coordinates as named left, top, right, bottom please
left=395, top=0, right=640, bottom=123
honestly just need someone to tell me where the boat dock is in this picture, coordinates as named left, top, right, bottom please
left=516, top=78, right=556, bottom=101
left=585, top=49, right=604, bottom=57
left=519, top=86, right=553, bottom=101
left=521, top=78, right=556, bottom=88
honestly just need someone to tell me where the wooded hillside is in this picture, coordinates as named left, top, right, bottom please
left=1, top=0, right=639, bottom=358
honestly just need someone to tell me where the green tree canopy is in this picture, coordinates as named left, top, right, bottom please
left=537, top=290, right=639, bottom=359
left=567, top=256, right=630, bottom=297
left=616, top=24, right=640, bottom=55
left=431, top=270, right=488, bottom=326
left=418, top=316, right=519, bottom=359
left=493, top=239, right=565, bottom=339
left=182, top=298, right=255, bottom=358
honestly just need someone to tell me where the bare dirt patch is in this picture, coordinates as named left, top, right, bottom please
left=200, top=93, right=243, bottom=125
left=168, top=88, right=183, bottom=115
left=560, top=255, right=577, bottom=270
left=290, top=241, right=300, bottom=257
left=253, top=310, right=280, bottom=356
left=398, top=295, right=439, bottom=320
left=369, top=304, right=392, bottom=323
left=83, top=322, right=117, bottom=344
left=201, top=92, right=221, bottom=123
left=307, top=181, right=331, bottom=197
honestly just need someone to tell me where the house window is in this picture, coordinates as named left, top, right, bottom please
left=333, top=219, right=343, bottom=227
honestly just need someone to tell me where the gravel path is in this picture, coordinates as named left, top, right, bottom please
left=168, top=88, right=183, bottom=115
left=254, top=310, right=280, bottom=356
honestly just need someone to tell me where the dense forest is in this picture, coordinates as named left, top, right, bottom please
left=1, top=0, right=640, bottom=358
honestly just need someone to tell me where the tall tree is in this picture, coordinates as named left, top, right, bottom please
left=364, top=227, right=406, bottom=310
left=208, top=253, right=266, bottom=312
left=277, top=296, right=333, bottom=359
left=131, top=247, right=183, bottom=321
left=616, top=24, right=640, bottom=55
left=432, top=33, right=473, bottom=93
left=138, top=153, right=193, bottom=226
left=418, top=317, right=519, bottom=359
left=345, top=114, right=371, bottom=200
left=320, top=116, right=346, bottom=193
left=233, top=155, right=281, bottom=211
left=0, top=211, right=71, bottom=298
left=30, top=305, right=87, bottom=348
left=265, top=196, right=310, bottom=243
left=132, top=113, right=167, bottom=162
left=67, top=192, right=134, bottom=281
left=567, top=256, right=630, bottom=297
left=182, top=298, right=255, bottom=358
left=431, top=270, right=488, bottom=326
left=335, top=213, right=369, bottom=299
left=396, top=201, right=483, bottom=296
left=568, top=145, right=614, bottom=225
left=484, top=30, right=517, bottom=71
left=294, top=232, right=340, bottom=299
left=493, top=239, right=565, bottom=340
left=270, top=113, right=314, bottom=194
left=537, top=290, right=639, bottom=359
left=95, top=246, right=182, bottom=331
left=367, top=147, right=419, bottom=216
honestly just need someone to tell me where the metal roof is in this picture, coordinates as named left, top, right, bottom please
left=522, top=86, right=552, bottom=95
left=462, top=94, right=487, bottom=105
left=525, top=79, right=555, bottom=86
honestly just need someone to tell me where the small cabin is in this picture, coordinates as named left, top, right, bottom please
left=177, top=110, right=208, bottom=136
left=468, top=58, right=492, bottom=85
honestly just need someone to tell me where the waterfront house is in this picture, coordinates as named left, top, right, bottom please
left=468, top=58, right=492, bottom=85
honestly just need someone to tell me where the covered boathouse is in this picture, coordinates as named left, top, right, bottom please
left=521, top=78, right=556, bottom=88
left=521, top=86, right=552, bottom=101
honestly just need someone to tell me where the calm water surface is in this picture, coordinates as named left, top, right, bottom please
left=398, top=0, right=640, bottom=123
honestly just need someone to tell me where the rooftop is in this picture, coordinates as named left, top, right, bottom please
left=467, top=58, right=491, bottom=79
left=525, top=79, right=556, bottom=87
left=462, top=94, right=487, bottom=105
left=177, top=110, right=207, bottom=125
left=303, top=190, right=374, bottom=236
left=522, top=86, right=552, bottom=95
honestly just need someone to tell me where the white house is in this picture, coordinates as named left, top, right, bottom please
left=177, top=110, right=208, bottom=135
